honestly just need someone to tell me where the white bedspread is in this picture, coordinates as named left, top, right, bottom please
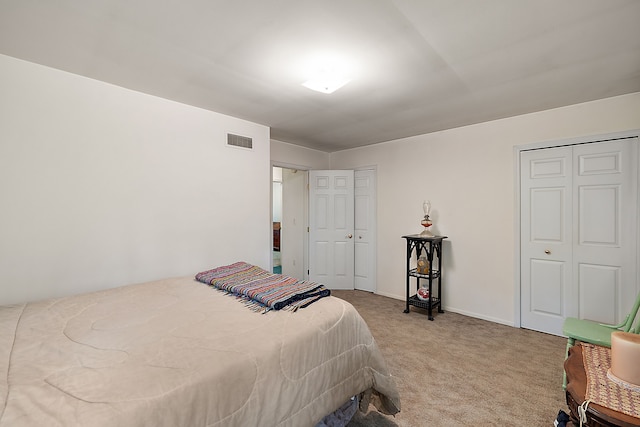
left=0, top=276, right=400, bottom=426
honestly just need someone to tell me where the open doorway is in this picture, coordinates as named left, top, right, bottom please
left=272, top=166, right=307, bottom=280
left=272, top=167, right=283, bottom=274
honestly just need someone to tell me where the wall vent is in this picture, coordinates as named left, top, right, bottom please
left=227, top=133, right=253, bottom=149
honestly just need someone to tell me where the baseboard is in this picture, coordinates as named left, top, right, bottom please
left=374, top=290, right=404, bottom=301
left=444, top=307, right=514, bottom=327
left=373, top=290, right=515, bottom=327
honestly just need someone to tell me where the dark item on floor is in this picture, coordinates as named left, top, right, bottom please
left=564, top=344, right=640, bottom=427
left=555, top=410, right=570, bottom=427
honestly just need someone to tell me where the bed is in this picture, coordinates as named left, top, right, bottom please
left=0, top=263, right=400, bottom=426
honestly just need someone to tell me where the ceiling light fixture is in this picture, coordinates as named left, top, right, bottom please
left=301, top=55, right=352, bottom=94
left=302, top=73, right=351, bottom=94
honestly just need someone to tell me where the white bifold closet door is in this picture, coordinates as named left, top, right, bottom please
left=520, top=138, right=638, bottom=336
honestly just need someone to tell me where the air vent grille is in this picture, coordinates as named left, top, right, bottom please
left=227, top=133, right=253, bottom=149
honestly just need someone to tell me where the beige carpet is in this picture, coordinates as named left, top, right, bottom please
left=335, top=290, right=568, bottom=427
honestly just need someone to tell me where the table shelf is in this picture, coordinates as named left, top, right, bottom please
left=408, top=268, right=440, bottom=279
left=402, top=234, right=447, bottom=321
left=408, top=294, right=442, bottom=311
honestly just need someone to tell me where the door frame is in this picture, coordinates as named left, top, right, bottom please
left=271, top=161, right=310, bottom=277
left=513, top=129, right=640, bottom=329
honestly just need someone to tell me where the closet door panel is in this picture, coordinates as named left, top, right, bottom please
left=573, top=139, right=637, bottom=326
left=520, top=137, right=638, bottom=335
left=520, top=147, right=572, bottom=335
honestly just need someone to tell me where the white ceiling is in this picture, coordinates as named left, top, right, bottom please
left=1, top=1, right=639, bottom=152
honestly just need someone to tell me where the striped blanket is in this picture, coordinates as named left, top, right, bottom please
left=195, top=262, right=331, bottom=313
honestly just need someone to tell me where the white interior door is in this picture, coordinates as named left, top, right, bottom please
left=354, top=170, right=376, bottom=292
left=521, top=138, right=638, bottom=336
left=521, top=146, right=573, bottom=335
left=309, top=170, right=355, bottom=289
left=572, top=140, right=638, bottom=324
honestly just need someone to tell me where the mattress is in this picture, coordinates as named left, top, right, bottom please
left=0, top=276, right=400, bottom=426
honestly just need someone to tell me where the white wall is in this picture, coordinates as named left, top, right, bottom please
left=271, top=139, right=330, bottom=170
left=272, top=182, right=283, bottom=222
left=330, top=92, right=640, bottom=326
left=0, top=54, right=271, bottom=305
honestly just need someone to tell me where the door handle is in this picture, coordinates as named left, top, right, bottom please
left=346, top=234, right=353, bottom=239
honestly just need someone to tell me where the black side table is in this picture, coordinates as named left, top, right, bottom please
left=402, top=235, right=447, bottom=320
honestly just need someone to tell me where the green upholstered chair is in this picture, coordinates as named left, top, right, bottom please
left=562, top=292, right=640, bottom=388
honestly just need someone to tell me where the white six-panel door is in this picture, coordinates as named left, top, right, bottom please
left=309, top=170, right=355, bottom=289
left=521, top=138, right=638, bottom=336
left=521, top=146, right=573, bottom=335
left=572, top=140, right=638, bottom=324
